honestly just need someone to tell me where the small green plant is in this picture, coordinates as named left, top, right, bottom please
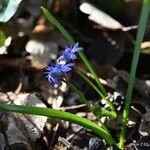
left=0, top=30, right=6, bottom=47
left=0, top=0, right=150, bottom=149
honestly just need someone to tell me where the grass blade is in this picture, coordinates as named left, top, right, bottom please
left=119, top=0, right=150, bottom=148
left=0, top=103, right=116, bottom=145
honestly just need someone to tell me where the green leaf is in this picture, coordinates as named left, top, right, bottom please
left=0, top=103, right=117, bottom=145
left=0, top=30, right=6, bottom=47
left=93, top=105, right=116, bottom=119
left=0, top=0, right=22, bottom=22
left=119, top=0, right=150, bottom=148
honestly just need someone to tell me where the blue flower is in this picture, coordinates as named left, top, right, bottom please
left=46, top=63, right=74, bottom=85
left=46, top=65, right=62, bottom=85
left=57, top=42, right=83, bottom=62
left=56, top=63, right=74, bottom=73
left=46, top=43, right=82, bottom=85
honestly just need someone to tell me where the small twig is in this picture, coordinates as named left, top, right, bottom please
left=15, top=78, right=23, bottom=94
left=66, top=127, right=84, bottom=142
left=131, top=105, right=143, bottom=117
left=59, top=104, right=86, bottom=110
left=58, top=137, right=72, bottom=149
left=49, top=123, right=60, bottom=150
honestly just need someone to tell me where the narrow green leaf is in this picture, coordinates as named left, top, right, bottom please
left=119, top=0, right=150, bottom=148
left=0, top=103, right=117, bottom=145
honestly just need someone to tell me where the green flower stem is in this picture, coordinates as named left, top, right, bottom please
left=119, top=0, right=150, bottom=149
left=41, top=7, right=107, bottom=96
left=78, top=52, right=107, bottom=96
left=76, top=68, right=116, bottom=114
left=76, top=68, right=104, bottom=98
left=0, top=103, right=116, bottom=145
left=63, top=79, right=113, bottom=136
left=65, top=79, right=92, bottom=110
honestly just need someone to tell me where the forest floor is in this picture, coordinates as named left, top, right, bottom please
left=0, top=0, right=150, bottom=150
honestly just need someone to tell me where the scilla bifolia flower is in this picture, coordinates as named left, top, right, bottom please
left=46, top=43, right=83, bottom=85
left=46, top=63, right=74, bottom=85
left=57, top=42, right=83, bottom=63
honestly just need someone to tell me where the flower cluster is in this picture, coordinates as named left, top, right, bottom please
left=46, top=42, right=83, bottom=85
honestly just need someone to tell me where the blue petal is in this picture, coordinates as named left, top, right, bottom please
left=72, top=42, right=79, bottom=50
left=61, top=63, right=74, bottom=72
left=72, top=47, right=83, bottom=53
left=61, top=66, right=72, bottom=72
left=48, top=74, right=60, bottom=85
left=46, top=66, right=52, bottom=71
left=71, top=42, right=83, bottom=53
left=70, top=53, right=77, bottom=60
left=65, top=63, right=74, bottom=67
left=51, top=77, right=60, bottom=85
left=57, top=55, right=64, bottom=61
